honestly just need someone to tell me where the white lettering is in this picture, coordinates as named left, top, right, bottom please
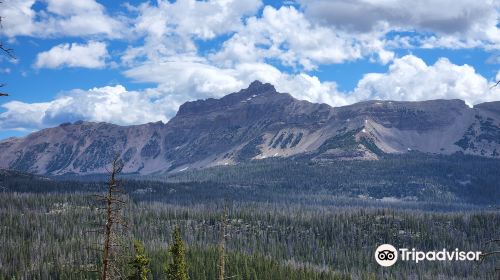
left=378, top=245, right=481, bottom=266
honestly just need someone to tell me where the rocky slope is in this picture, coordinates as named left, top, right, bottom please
left=1, top=81, right=500, bottom=175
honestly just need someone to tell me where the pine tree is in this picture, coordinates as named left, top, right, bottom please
left=165, top=227, right=190, bottom=280
left=128, top=240, right=151, bottom=280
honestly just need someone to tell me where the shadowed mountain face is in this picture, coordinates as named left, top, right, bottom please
left=1, top=80, right=500, bottom=175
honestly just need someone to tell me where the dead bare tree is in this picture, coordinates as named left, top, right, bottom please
left=218, top=203, right=237, bottom=280
left=218, top=206, right=228, bottom=280
left=479, top=207, right=500, bottom=280
left=0, top=6, right=13, bottom=59
left=0, top=36, right=13, bottom=58
left=94, top=156, right=129, bottom=280
left=0, top=84, right=9, bottom=97
left=480, top=241, right=500, bottom=280
left=0, top=1, right=15, bottom=97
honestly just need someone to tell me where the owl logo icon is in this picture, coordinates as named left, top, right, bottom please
left=375, top=244, right=398, bottom=267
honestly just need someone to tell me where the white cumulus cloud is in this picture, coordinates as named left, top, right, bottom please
left=122, top=0, right=262, bottom=65
left=123, top=55, right=347, bottom=106
left=2, top=1, right=500, bottom=134
left=211, top=6, right=387, bottom=70
left=2, top=54, right=500, bottom=131
left=352, top=55, right=500, bottom=106
left=300, top=0, right=500, bottom=49
left=0, top=0, right=126, bottom=38
left=34, top=41, right=108, bottom=69
left=0, top=85, right=172, bottom=130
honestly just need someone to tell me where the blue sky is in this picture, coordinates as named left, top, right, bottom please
left=1, top=0, right=500, bottom=140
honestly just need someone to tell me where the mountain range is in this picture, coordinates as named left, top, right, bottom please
left=1, top=80, right=500, bottom=175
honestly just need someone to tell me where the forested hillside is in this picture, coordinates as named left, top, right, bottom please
left=0, top=192, right=498, bottom=279
left=0, top=169, right=498, bottom=279
left=161, top=152, right=500, bottom=205
left=4, top=151, right=500, bottom=206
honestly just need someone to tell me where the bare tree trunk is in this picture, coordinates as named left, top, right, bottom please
left=218, top=205, right=228, bottom=280
left=0, top=3, right=14, bottom=59
left=101, top=169, right=114, bottom=280
left=0, top=84, right=9, bottom=96
left=100, top=156, right=125, bottom=280
left=480, top=207, right=500, bottom=280
left=0, top=1, right=15, bottom=97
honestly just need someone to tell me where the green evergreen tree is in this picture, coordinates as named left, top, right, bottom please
left=165, top=227, right=190, bottom=280
left=128, top=240, right=151, bottom=280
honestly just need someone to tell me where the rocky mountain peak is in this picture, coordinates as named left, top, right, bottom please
left=245, top=80, right=277, bottom=95
left=175, top=80, right=281, bottom=117
left=217, top=80, right=280, bottom=104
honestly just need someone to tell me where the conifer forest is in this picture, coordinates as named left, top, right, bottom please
left=0, top=153, right=499, bottom=279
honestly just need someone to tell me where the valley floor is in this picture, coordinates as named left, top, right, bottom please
left=0, top=190, right=498, bottom=280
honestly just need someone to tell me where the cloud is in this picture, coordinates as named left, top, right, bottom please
left=34, top=41, right=108, bottom=69
left=300, top=0, right=500, bottom=49
left=0, top=101, right=50, bottom=131
left=0, top=85, right=172, bottom=130
left=211, top=6, right=389, bottom=70
left=0, top=0, right=126, bottom=38
left=126, top=54, right=500, bottom=110
left=0, top=56, right=348, bottom=132
left=117, top=1, right=500, bottom=108
left=123, top=54, right=347, bottom=105
left=2, top=1, right=500, bottom=134
left=0, top=0, right=37, bottom=37
left=2, top=54, right=500, bottom=131
left=155, top=0, right=262, bottom=40
left=45, top=0, right=105, bottom=16
left=122, top=0, right=262, bottom=65
left=124, top=58, right=244, bottom=97
left=352, top=55, right=500, bottom=106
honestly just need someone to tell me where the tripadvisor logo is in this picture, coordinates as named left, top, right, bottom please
left=374, top=244, right=481, bottom=267
left=375, top=244, right=398, bottom=267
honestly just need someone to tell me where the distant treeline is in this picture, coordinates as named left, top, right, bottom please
left=162, top=152, right=500, bottom=205
left=5, top=152, right=497, bottom=205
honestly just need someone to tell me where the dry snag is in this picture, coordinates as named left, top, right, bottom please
left=97, top=156, right=128, bottom=280
left=479, top=206, right=500, bottom=280
left=218, top=202, right=237, bottom=280
left=0, top=84, right=9, bottom=97
left=480, top=242, right=500, bottom=280
left=0, top=1, right=15, bottom=97
left=218, top=206, right=228, bottom=280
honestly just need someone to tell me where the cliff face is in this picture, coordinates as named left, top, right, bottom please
left=1, top=81, right=500, bottom=175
